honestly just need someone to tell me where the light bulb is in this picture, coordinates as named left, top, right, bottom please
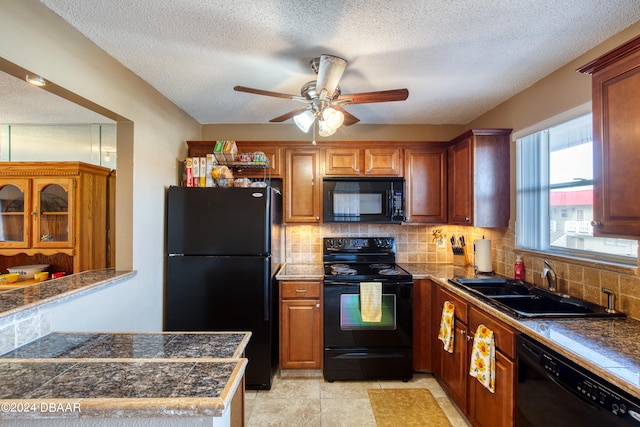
left=318, top=120, right=336, bottom=137
left=322, top=107, right=344, bottom=130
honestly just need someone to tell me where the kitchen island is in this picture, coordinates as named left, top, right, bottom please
left=0, top=332, right=250, bottom=426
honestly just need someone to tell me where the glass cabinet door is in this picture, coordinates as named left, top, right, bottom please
left=0, top=179, right=31, bottom=248
left=32, top=178, right=74, bottom=248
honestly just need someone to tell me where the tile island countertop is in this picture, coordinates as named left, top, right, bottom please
left=0, top=332, right=250, bottom=422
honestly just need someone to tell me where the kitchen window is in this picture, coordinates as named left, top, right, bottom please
left=516, top=113, right=638, bottom=264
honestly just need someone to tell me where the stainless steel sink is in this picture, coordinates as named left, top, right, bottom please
left=449, top=277, right=625, bottom=318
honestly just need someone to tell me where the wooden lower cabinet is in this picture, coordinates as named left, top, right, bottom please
left=434, top=285, right=517, bottom=427
left=279, top=280, right=323, bottom=369
left=469, top=350, right=515, bottom=427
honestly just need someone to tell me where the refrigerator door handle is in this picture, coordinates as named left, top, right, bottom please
left=264, top=257, right=271, bottom=322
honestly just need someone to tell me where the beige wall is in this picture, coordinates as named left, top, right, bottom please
left=203, top=123, right=465, bottom=142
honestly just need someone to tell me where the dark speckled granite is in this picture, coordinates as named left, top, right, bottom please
left=0, top=332, right=250, bottom=419
left=0, top=361, right=238, bottom=399
left=0, top=269, right=134, bottom=316
left=1, top=332, right=250, bottom=360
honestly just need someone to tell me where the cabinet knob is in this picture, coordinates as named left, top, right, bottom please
left=465, top=217, right=470, bottom=222
left=591, top=220, right=603, bottom=227
left=31, top=212, right=36, bottom=216
left=316, top=303, right=320, bottom=308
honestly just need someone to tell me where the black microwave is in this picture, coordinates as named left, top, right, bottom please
left=323, top=177, right=405, bottom=223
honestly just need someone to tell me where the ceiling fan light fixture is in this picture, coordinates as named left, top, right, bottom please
left=322, top=107, right=344, bottom=130
left=293, top=110, right=315, bottom=133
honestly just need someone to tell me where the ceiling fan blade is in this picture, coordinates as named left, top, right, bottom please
left=333, top=105, right=360, bottom=126
left=269, top=107, right=309, bottom=123
left=315, top=55, right=347, bottom=100
left=234, top=85, right=305, bottom=101
left=337, top=88, right=409, bottom=105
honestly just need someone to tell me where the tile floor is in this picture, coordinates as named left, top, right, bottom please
left=244, top=371, right=471, bottom=426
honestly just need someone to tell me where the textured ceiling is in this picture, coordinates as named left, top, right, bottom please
left=14, top=1, right=640, bottom=125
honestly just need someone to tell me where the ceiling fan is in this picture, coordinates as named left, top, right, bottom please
left=234, top=54, right=409, bottom=137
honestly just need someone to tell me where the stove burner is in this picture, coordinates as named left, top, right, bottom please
left=370, top=263, right=392, bottom=269
left=379, top=269, right=400, bottom=276
left=330, top=264, right=358, bottom=275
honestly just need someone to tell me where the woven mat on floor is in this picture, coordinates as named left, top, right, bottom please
left=368, top=388, right=453, bottom=427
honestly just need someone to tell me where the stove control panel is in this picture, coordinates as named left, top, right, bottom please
left=324, top=237, right=395, bottom=252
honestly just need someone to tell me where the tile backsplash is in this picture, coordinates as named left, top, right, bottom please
left=284, top=222, right=640, bottom=320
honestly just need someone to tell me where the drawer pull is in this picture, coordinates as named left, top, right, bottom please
left=295, top=289, right=307, bottom=293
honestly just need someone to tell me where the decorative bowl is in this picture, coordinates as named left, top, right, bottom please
left=0, top=273, right=20, bottom=284
left=34, top=272, right=49, bottom=282
left=7, top=264, right=49, bottom=281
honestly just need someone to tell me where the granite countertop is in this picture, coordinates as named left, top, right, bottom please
left=0, top=269, right=136, bottom=318
left=0, top=332, right=251, bottom=419
left=417, top=267, right=640, bottom=401
left=276, top=263, right=324, bottom=280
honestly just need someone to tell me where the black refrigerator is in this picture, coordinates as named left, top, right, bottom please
left=165, top=185, right=282, bottom=390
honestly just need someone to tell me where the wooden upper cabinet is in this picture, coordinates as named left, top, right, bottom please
left=324, top=147, right=402, bottom=176
left=578, top=35, right=640, bottom=237
left=285, top=148, right=321, bottom=223
left=448, top=129, right=511, bottom=228
left=404, top=147, right=447, bottom=223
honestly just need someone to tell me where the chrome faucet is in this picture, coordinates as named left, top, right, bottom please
left=541, top=260, right=557, bottom=293
left=601, top=287, right=617, bottom=314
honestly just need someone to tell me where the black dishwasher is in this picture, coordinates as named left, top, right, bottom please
left=517, top=335, right=640, bottom=426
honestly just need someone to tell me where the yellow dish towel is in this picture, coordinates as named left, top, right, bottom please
left=469, top=324, right=495, bottom=393
left=360, top=282, right=382, bottom=322
left=437, top=301, right=455, bottom=353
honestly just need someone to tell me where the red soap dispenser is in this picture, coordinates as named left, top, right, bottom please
left=514, top=255, right=524, bottom=281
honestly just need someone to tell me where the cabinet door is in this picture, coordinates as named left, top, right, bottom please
left=440, top=320, right=469, bottom=412
left=285, top=149, right=320, bottom=223
left=324, top=148, right=360, bottom=175
left=436, top=287, right=469, bottom=412
left=591, top=48, right=640, bottom=236
left=404, top=149, right=447, bottom=223
left=365, top=148, right=402, bottom=176
left=448, top=136, right=473, bottom=225
left=32, top=178, right=74, bottom=249
left=468, top=350, right=515, bottom=427
left=280, top=299, right=322, bottom=369
left=0, top=179, right=31, bottom=248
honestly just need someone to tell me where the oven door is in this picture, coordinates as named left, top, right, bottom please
left=323, top=279, right=413, bottom=381
left=323, top=280, right=412, bottom=348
